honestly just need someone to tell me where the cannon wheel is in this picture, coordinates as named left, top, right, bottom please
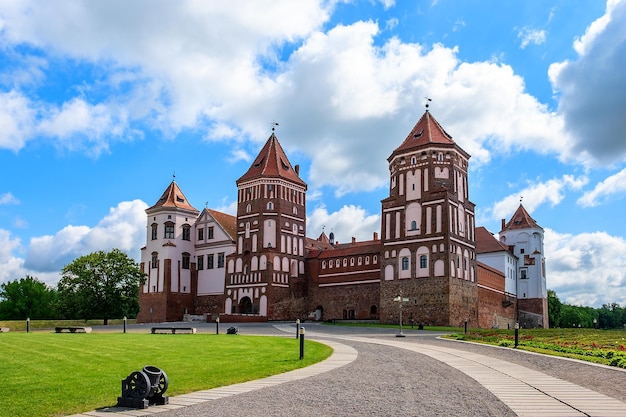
left=127, top=371, right=151, bottom=399
left=155, top=369, right=169, bottom=394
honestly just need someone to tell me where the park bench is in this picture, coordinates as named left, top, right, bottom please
left=55, top=326, right=92, bottom=333
left=151, top=327, right=196, bottom=334
left=0, top=327, right=9, bottom=333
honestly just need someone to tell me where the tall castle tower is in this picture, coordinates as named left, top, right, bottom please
left=500, top=204, right=548, bottom=327
left=138, top=180, right=199, bottom=322
left=224, top=131, right=308, bottom=319
left=380, top=110, right=478, bottom=326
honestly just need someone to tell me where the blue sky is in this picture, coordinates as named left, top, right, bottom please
left=1, top=0, right=626, bottom=308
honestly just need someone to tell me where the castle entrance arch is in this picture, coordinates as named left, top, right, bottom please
left=239, top=296, right=253, bottom=314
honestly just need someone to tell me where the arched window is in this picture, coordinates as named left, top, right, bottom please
left=151, top=224, right=158, bottom=240
left=182, top=224, right=191, bottom=241
left=151, top=252, right=158, bottom=268
left=321, top=261, right=326, bottom=269
left=182, top=252, right=190, bottom=269
left=420, top=255, right=427, bottom=268
left=164, top=222, right=175, bottom=239
left=410, top=220, right=418, bottom=230
left=267, top=201, right=274, bottom=210
left=401, top=257, right=409, bottom=270
left=246, top=204, right=251, bottom=213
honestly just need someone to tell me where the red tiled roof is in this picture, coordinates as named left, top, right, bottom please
left=147, top=181, right=198, bottom=213
left=207, top=209, right=237, bottom=241
left=501, top=204, right=542, bottom=232
left=475, top=226, right=510, bottom=254
left=389, top=110, right=466, bottom=160
left=237, top=133, right=306, bottom=187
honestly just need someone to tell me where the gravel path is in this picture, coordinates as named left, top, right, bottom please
left=155, top=339, right=517, bottom=417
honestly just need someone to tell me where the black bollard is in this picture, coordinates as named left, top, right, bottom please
left=296, top=319, right=300, bottom=339
left=299, top=327, right=305, bottom=360
left=26, top=317, right=30, bottom=333
left=464, top=320, right=468, bottom=334
left=514, top=323, right=519, bottom=348
left=123, top=316, right=127, bottom=334
left=216, top=317, right=220, bottom=335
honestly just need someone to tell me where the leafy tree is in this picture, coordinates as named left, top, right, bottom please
left=57, top=249, right=146, bottom=324
left=547, top=289, right=562, bottom=327
left=0, top=276, right=58, bottom=320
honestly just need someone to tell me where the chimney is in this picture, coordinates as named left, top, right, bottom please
left=373, top=232, right=379, bottom=240
left=501, top=219, right=506, bottom=230
left=295, top=164, right=300, bottom=175
left=352, top=237, right=356, bottom=243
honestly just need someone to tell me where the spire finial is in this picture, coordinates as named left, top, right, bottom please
left=425, top=97, right=432, bottom=111
left=271, top=120, right=279, bottom=133
left=520, top=196, right=524, bottom=204
left=173, top=172, right=176, bottom=182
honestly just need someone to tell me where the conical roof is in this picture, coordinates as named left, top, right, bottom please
left=501, top=204, right=542, bottom=232
left=147, top=180, right=198, bottom=213
left=389, top=110, right=467, bottom=160
left=237, top=133, right=306, bottom=187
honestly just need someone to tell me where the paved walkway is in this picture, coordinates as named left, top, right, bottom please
left=69, top=323, right=626, bottom=417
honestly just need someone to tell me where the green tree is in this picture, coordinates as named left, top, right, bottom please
left=547, top=289, right=562, bottom=328
left=0, top=276, right=58, bottom=319
left=57, top=249, right=145, bottom=324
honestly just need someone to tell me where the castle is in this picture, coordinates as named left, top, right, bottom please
left=137, top=110, right=548, bottom=328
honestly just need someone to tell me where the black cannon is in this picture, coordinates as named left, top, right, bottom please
left=117, top=365, right=169, bottom=409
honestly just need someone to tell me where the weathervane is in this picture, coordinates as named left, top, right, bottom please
left=272, top=121, right=279, bottom=132
left=425, top=97, right=432, bottom=110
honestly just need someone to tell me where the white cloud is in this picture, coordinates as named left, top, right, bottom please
left=307, top=204, right=380, bottom=243
left=517, top=27, right=546, bottom=49
left=577, top=167, right=626, bottom=207
left=490, top=175, right=588, bottom=220
left=549, top=0, right=626, bottom=166
left=0, top=192, right=20, bottom=205
left=23, top=199, right=148, bottom=274
left=0, top=90, right=36, bottom=151
left=545, top=228, right=626, bottom=307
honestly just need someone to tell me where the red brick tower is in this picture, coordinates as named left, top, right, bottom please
left=224, top=130, right=308, bottom=319
left=380, top=109, right=478, bottom=326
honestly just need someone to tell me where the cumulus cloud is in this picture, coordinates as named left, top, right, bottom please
left=307, top=204, right=380, bottom=243
left=578, top=167, right=626, bottom=207
left=490, top=175, right=588, bottom=220
left=545, top=228, right=626, bottom=306
left=23, top=199, right=148, bottom=274
left=549, top=0, right=626, bottom=166
left=1, top=1, right=576, bottom=195
left=0, top=90, right=36, bottom=151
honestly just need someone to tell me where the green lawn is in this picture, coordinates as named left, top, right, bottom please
left=0, top=332, right=332, bottom=417
left=447, top=327, right=626, bottom=367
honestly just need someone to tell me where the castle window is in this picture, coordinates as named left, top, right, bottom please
left=151, top=252, right=158, bottom=269
left=335, top=259, right=340, bottom=267
left=343, top=258, right=347, bottom=267
left=358, top=257, right=362, bottom=265
left=151, top=224, right=158, bottom=240
left=267, top=201, right=274, bottom=210
left=182, top=252, right=190, bottom=269
left=217, top=252, right=225, bottom=268
left=350, top=258, right=355, bottom=266
left=520, top=268, right=528, bottom=279
left=438, top=153, right=443, bottom=161
left=208, top=226, right=214, bottom=239
left=198, top=227, right=204, bottom=241
left=246, top=204, right=251, bottom=213
left=373, top=255, right=377, bottom=263
left=164, top=222, right=175, bottom=239
left=420, top=255, right=427, bottom=269
left=411, top=156, right=416, bottom=164
left=365, top=256, right=370, bottom=265
left=197, top=255, right=204, bottom=270
left=322, top=261, right=326, bottom=269
left=410, top=220, right=418, bottom=230
left=293, top=206, right=298, bottom=215
left=207, top=254, right=214, bottom=269
left=401, top=257, right=409, bottom=270
left=182, top=225, right=191, bottom=241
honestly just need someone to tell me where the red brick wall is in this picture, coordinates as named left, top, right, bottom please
left=519, top=297, right=549, bottom=328
left=476, top=262, right=516, bottom=329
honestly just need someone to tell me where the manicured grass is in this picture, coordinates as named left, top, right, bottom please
left=0, top=319, right=135, bottom=331
left=0, top=333, right=332, bottom=417
left=446, top=328, right=626, bottom=368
